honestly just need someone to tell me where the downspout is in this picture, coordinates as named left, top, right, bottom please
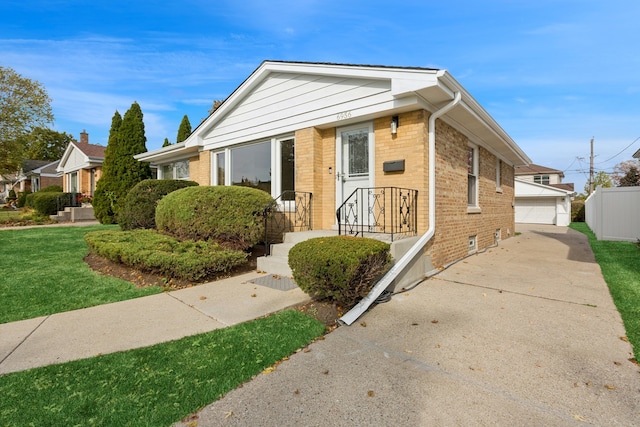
left=339, top=90, right=462, bottom=326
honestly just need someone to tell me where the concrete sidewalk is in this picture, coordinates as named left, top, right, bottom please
left=0, top=271, right=309, bottom=375
left=176, top=224, right=640, bottom=426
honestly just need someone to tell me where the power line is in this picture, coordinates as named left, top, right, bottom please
left=595, top=136, right=640, bottom=164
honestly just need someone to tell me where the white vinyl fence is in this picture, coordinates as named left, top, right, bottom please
left=585, top=186, right=640, bottom=241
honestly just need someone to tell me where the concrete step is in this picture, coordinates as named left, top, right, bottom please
left=256, top=255, right=292, bottom=277
left=269, top=242, right=296, bottom=258
left=282, top=229, right=337, bottom=244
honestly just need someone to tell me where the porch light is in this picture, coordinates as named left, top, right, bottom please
left=391, top=116, right=399, bottom=135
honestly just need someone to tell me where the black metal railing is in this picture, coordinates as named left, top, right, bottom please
left=336, top=187, right=418, bottom=241
left=263, top=191, right=313, bottom=255
left=56, top=192, right=82, bottom=212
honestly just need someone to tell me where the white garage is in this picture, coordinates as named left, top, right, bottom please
left=515, top=179, right=573, bottom=226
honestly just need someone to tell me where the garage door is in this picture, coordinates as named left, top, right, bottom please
left=515, top=197, right=557, bottom=224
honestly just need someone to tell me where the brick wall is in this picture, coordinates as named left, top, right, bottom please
left=293, top=110, right=515, bottom=269
left=429, top=120, right=515, bottom=269
left=189, top=152, right=211, bottom=185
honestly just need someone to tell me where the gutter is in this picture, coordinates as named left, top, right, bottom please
left=339, top=90, right=462, bottom=326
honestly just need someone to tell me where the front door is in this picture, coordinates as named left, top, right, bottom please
left=336, top=123, right=374, bottom=222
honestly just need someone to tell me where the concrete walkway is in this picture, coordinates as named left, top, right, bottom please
left=174, top=224, right=640, bottom=426
left=0, top=271, right=309, bottom=375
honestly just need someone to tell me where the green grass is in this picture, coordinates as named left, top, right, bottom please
left=570, top=222, right=640, bottom=359
left=0, top=309, right=325, bottom=426
left=0, top=225, right=162, bottom=324
left=0, top=209, right=25, bottom=223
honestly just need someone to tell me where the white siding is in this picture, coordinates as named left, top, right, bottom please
left=63, top=146, right=88, bottom=172
left=201, top=72, right=391, bottom=149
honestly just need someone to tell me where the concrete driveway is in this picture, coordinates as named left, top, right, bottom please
left=175, top=224, right=639, bottom=426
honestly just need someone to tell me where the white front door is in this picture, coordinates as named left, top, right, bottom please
left=336, top=123, right=374, bottom=220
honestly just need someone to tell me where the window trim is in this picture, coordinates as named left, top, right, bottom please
left=467, top=143, right=480, bottom=213
left=534, top=174, right=550, bottom=185
left=159, top=159, right=190, bottom=180
left=496, top=158, right=503, bottom=193
left=210, top=135, right=295, bottom=198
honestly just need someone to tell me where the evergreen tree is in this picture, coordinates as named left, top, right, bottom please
left=93, top=111, right=122, bottom=224
left=162, top=137, right=171, bottom=147
left=92, top=102, right=152, bottom=224
left=113, top=101, right=152, bottom=207
left=176, top=115, right=192, bottom=143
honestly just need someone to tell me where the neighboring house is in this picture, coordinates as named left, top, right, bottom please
left=57, top=130, right=105, bottom=195
left=0, top=159, right=57, bottom=203
left=27, top=160, right=62, bottom=192
left=137, top=60, right=531, bottom=277
left=514, top=164, right=575, bottom=226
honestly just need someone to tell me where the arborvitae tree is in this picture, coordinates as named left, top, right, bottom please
left=162, top=137, right=171, bottom=147
left=93, top=111, right=122, bottom=224
left=176, top=114, right=192, bottom=143
left=113, top=101, right=152, bottom=209
left=93, top=102, right=152, bottom=224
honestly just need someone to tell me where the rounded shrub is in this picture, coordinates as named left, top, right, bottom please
left=155, top=186, right=274, bottom=251
left=17, top=190, right=31, bottom=208
left=26, top=192, right=62, bottom=216
left=118, top=179, right=199, bottom=231
left=288, top=236, right=392, bottom=308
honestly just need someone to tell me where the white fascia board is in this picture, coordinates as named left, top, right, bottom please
left=515, top=179, right=573, bottom=197
left=135, top=142, right=198, bottom=164
left=437, top=72, right=531, bottom=166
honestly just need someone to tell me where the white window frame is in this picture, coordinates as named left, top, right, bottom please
left=68, top=171, right=79, bottom=193
left=496, top=158, right=503, bottom=193
left=212, top=150, right=227, bottom=186
left=534, top=174, right=550, bottom=185
left=467, top=143, right=480, bottom=213
left=210, top=135, right=295, bottom=199
left=160, top=160, right=190, bottom=180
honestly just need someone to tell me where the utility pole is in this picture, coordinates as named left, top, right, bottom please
left=589, top=137, right=594, bottom=194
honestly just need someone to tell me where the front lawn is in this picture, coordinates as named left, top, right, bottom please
left=0, top=225, right=162, bottom=324
left=0, top=309, right=325, bottom=426
left=570, top=222, right=640, bottom=359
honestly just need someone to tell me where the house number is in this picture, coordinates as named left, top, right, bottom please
left=336, top=111, right=352, bottom=120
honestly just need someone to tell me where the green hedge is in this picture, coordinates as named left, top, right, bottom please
left=84, top=229, right=248, bottom=282
left=40, top=185, right=63, bottom=193
left=155, top=186, right=274, bottom=251
left=25, top=192, right=60, bottom=215
left=118, top=179, right=199, bottom=231
left=288, top=236, right=392, bottom=308
left=25, top=192, right=76, bottom=216
left=571, top=200, right=585, bottom=222
left=17, top=191, right=31, bottom=208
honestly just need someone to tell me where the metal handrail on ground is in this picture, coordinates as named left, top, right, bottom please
left=263, top=191, right=313, bottom=255
left=336, top=187, right=418, bottom=241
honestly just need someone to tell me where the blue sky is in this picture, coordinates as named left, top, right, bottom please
left=1, top=0, right=638, bottom=193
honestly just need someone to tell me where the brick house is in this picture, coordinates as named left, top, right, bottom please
left=57, top=130, right=105, bottom=196
left=0, top=159, right=61, bottom=203
left=137, top=61, right=531, bottom=304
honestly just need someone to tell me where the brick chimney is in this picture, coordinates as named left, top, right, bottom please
left=80, top=130, right=89, bottom=145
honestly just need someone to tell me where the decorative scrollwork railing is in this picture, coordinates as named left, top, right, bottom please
left=336, top=187, right=418, bottom=241
left=263, top=191, right=313, bottom=255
